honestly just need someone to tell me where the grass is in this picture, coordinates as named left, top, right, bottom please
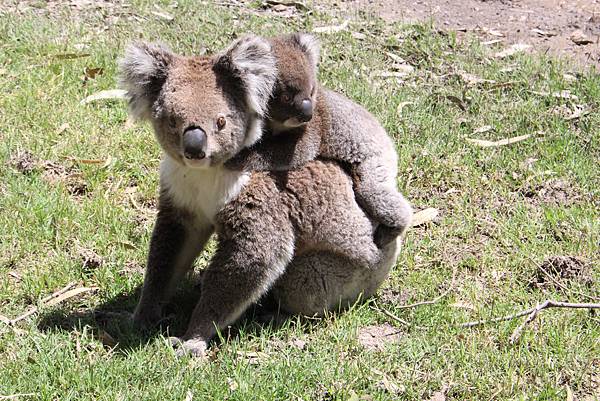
left=0, top=1, right=599, bottom=400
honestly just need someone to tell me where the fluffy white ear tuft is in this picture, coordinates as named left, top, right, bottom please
left=118, top=42, right=173, bottom=120
left=214, top=35, right=277, bottom=117
left=291, top=33, right=320, bottom=70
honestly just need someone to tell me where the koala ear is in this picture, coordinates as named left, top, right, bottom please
left=290, top=33, right=320, bottom=70
left=213, top=35, right=277, bottom=117
left=119, top=42, right=174, bottom=120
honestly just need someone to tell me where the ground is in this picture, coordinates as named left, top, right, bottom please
left=0, top=1, right=599, bottom=400
left=335, top=0, right=600, bottom=69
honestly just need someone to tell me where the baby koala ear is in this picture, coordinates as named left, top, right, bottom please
left=290, top=33, right=320, bottom=70
left=119, top=41, right=174, bottom=120
left=213, top=35, right=277, bottom=117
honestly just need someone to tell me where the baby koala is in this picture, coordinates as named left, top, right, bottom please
left=226, top=33, right=412, bottom=247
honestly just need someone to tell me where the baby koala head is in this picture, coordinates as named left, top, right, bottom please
left=268, top=33, right=320, bottom=131
left=119, top=36, right=277, bottom=169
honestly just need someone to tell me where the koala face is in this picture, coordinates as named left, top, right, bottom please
left=150, top=57, right=248, bottom=168
left=269, top=34, right=320, bottom=130
left=119, top=37, right=277, bottom=169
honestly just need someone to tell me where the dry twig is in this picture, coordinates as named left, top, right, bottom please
left=395, top=266, right=458, bottom=310
left=1, top=282, right=97, bottom=325
left=371, top=301, right=411, bottom=326
left=460, top=300, right=600, bottom=329
left=536, top=264, right=600, bottom=302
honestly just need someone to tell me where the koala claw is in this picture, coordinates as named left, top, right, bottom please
left=374, top=224, right=403, bottom=249
left=169, top=337, right=208, bottom=358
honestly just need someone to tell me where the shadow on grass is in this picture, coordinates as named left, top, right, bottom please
left=36, top=281, right=289, bottom=355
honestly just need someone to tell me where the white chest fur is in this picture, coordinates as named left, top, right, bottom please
left=160, top=155, right=250, bottom=224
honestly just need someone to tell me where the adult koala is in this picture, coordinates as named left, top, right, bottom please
left=120, top=35, right=403, bottom=356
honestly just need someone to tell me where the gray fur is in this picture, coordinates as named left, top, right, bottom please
left=119, top=40, right=402, bottom=357
left=214, top=35, right=278, bottom=118
left=227, top=35, right=413, bottom=247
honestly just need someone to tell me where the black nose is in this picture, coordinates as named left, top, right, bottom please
left=298, top=99, right=313, bottom=122
left=183, top=127, right=207, bottom=160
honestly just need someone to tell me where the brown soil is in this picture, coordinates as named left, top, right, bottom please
left=534, top=255, right=594, bottom=287
left=335, top=0, right=600, bottom=70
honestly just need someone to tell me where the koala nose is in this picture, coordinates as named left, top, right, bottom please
left=183, top=127, right=207, bottom=160
left=298, top=99, right=313, bottom=122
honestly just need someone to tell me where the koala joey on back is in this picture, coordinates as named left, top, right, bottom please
left=119, top=36, right=402, bottom=357
left=226, top=34, right=413, bottom=247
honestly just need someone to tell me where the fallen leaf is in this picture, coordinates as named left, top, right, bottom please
left=481, top=39, right=502, bottom=46
left=466, top=133, right=531, bottom=147
left=52, top=53, right=90, bottom=60
left=385, top=52, right=406, bottom=64
left=530, top=90, right=578, bottom=100
left=45, top=286, right=97, bottom=307
left=450, top=300, right=476, bottom=311
left=373, top=71, right=411, bottom=78
left=552, top=90, right=578, bottom=100
left=565, top=105, right=588, bottom=121
left=8, top=271, right=22, bottom=280
left=184, top=390, right=194, bottom=401
left=68, top=156, right=114, bottom=167
left=80, top=89, right=127, bottom=104
left=376, top=375, right=405, bottom=394
left=152, top=5, right=174, bottom=21
left=472, top=125, right=493, bottom=134
left=0, top=68, right=7, bottom=75
left=531, top=28, right=556, bottom=37
left=98, top=330, right=117, bottom=347
left=78, top=248, right=103, bottom=270
left=446, top=95, right=466, bottom=111
left=396, top=101, right=414, bottom=117
left=566, top=385, right=574, bottom=401
left=570, top=29, right=593, bottom=45
left=411, top=208, right=439, bottom=226
left=563, top=73, right=577, bottom=82
left=458, top=72, right=496, bottom=86
left=351, top=32, right=366, bottom=40
left=358, top=323, right=401, bottom=351
left=57, top=123, right=70, bottom=134
left=429, top=387, right=447, bottom=401
left=236, top=350, right=268, bottom=365
left=227, top=378, right=239, bottom=391
left=264, top=0, right=309, bottom=11
left=313, top=19, right=349, bottom=34
left=495, top=43, right=531, bottom=59
left=84, top=67, right=104, bottom=80
left=486, top=29, right=504, bottom=37
left=291, top=338, right=306, bottom=350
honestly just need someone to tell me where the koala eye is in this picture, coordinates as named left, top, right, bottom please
left=168, top=116, right=177, bottom=128
left=281, top=93, right=291, bottom=103
left=217, top=116, right=226, bottom=130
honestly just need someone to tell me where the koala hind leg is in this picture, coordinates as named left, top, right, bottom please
left=272, top=237, right=401, bottom=316
left=352, top=158, right=413, bottom=248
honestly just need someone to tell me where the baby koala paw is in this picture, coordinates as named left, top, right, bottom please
left=374, top=224, right=404, bottom=249
left=169, top=336, right=208, bottom=358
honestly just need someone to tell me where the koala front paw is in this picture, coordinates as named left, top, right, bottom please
left=374, top=225, right=403, bottom=249
left=169, top=336, right=208, bottom=358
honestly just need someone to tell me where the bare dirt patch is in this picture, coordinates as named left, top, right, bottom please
left=357, top=323, right=402, bottom=350
left=534, top=255, right=594, bottom=287
left=335, top=0, right=600, bottom=69
left=519, top=178, right=582, bottom=205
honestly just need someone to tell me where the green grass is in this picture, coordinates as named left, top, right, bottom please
left=0, top=1, right=599, bottom=400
